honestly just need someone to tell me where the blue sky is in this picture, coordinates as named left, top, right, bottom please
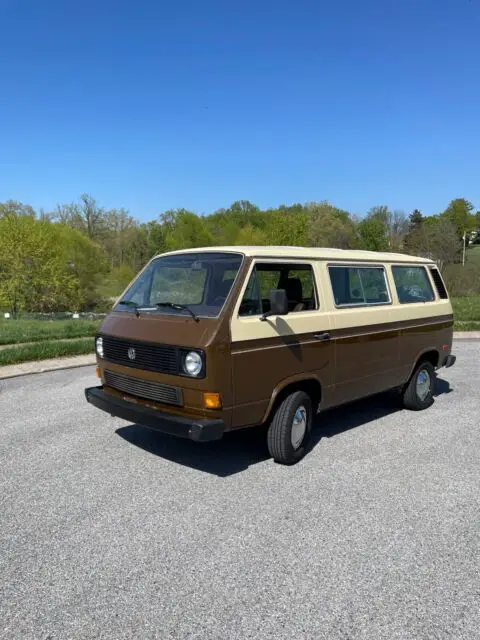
left=1, top=0, right=479, bottom=220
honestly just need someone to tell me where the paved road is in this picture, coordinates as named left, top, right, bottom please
left=1, top=342, right=479, bottom=640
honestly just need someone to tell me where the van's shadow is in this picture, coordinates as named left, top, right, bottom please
left=115, top=378, right=452, bottom=478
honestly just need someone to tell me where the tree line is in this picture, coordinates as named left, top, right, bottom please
left=0, top=195, right=479, bottom=314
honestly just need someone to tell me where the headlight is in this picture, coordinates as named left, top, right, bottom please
left=183, top=351, right=202, bottom=377
left=96, top=337, right=104, bottom=358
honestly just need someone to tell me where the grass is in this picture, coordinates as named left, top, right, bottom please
left=0, top=338, right=94, bottom=366
left=0, top=319, right=100, bottom=345
left=466, top=244, right=480, bottom=267
left=452, top=296, right=480, bottom=326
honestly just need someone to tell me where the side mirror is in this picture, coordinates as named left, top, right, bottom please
left=260, top=289, right=289, bottom=321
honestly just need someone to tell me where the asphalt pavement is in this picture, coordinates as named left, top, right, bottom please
left=1, top=341, right=479, bottom=639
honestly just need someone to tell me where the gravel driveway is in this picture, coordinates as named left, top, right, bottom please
left=1, top=341, right=479, bottom=639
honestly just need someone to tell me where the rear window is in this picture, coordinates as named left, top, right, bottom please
left=391, top=266, right=434, bottom=303
left=328, top=266, right=390, bottom=307
left=429, top=268, right=449, bottom=299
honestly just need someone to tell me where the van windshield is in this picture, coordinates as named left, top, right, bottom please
left=115, top=252, right=243, bottom=318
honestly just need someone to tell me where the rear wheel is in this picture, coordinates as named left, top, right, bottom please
left=402, top=361, right=435, bottom=410
left=267, top=390, right=312, bottom=465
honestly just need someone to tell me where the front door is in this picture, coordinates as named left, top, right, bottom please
left=230, top=260, right=334, bottom=428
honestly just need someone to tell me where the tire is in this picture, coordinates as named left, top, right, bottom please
left=402, top=360, right=435, bottom=411
left=267, top=390, right=313, bottom=465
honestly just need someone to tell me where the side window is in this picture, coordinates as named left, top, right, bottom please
left=239, top=263, right=317, bottom=316
left=329, top=266, right=390, bottom=306
left=392, top=266, right=434, bottom=303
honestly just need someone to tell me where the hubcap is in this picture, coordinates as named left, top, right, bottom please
left=291, top=406, right=307, bottom=449
left=416, top=369, right=431, bottom=401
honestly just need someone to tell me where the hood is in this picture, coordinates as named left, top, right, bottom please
left=99, top=311, right=223, bottom=349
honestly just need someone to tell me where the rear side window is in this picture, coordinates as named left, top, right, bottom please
left=239, top=263, right=317, bottom=316
left=328, top=266, right=390, bottom=307
left=429, top=268, right=449, bottom=299
left=392, top=266, right=434, bottom=303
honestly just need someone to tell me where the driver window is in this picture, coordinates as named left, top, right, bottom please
left=239, top=262, right=317, bottom=316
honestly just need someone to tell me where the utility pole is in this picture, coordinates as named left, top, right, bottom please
left=462, top=231, right=466, bottom=266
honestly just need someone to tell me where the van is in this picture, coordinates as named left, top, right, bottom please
left=85, top=246, right=456, bottom=464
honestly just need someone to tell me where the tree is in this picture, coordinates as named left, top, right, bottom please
left=57, top=225, right=109, bottom=309
left=103, top=208, right=137, bottom=268
left=266, top=205, right=308, bottom=246
left=233, top=224, right=268, bottom=245
left=404, top=209, right=424, bottom=252
left=0, top=200, right=36, bottom=218
left=358, top=215, right=388, bottom=251
left=386, top=210, right=408, bottom=251
left=408, top=209, right=424, bottom=230
left=405, top=218, right=460, bottom=270
left=54, top=194, right=106, bottom=241
left=0, top=216, right=78, bottom=313
left=441, top=198, right=476, bottom=239
left=143, top=221, right=166, bottom=258
left=306, top=202, right=358, bottom=248
left=161, top=209, right=214, bottom=250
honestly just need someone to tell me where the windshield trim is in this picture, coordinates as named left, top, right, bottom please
left=114, top=251, right=245, bottom=319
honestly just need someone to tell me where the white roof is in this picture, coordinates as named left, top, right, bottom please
left=158, top=246, right=434, bottom=264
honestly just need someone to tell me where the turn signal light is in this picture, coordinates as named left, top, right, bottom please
left=96, top=366, right=101, bottom=378
left=203, top=393, right=222, bottom=410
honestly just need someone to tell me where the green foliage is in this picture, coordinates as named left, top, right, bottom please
left=0, top=338, right=94, bottom=366
left=441, top=198, right=476, bottom=238
left=0, top=194, right=479, bottom=317
left=233, top=224, right=268, bottom=245
left=358, top=215, right=388, bottom=251
left=96, top=264, right=137, bottom=300
left=266, top=205, right=309, bottom=246
left=162, top=209, right=214, bottom=250
left=306, top=202, right=358, bottom=249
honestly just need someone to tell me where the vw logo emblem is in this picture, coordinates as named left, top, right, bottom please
left=127, top=347, right=136, bottom=360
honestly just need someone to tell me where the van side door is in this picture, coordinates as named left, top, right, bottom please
left=327, top=263, right=399, bottom=405
left=230, top=260, right=334, bottom=428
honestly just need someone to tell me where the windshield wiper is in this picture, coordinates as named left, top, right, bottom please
left=118, top=300, right=157, bottom=317
left=155, top=302, right=199, bottom=322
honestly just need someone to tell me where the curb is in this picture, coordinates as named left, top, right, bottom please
left=0, top=354, right=96, bottom=380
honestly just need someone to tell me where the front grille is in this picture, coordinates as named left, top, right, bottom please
left=102, top=335, right=179, bottom=374
left=104, top=370, right=183, bottom=406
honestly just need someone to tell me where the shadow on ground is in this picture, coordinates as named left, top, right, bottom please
left=115, top=377, right=452, bottom=477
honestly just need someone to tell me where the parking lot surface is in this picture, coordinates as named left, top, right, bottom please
left=1, top=341, right=479, bottom=639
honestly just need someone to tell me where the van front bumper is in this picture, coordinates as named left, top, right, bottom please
left=85, top=386, right=225, bottom=442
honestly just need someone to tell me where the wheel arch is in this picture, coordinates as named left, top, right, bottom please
left=407, top=348, right=440, bottom=382
left=261, top=374, right=322, bottom=425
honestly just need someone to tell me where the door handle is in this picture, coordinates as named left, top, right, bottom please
left=314, top=332, right=331, bottom=341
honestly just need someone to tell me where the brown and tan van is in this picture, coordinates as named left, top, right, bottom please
left=85, top=246, right=456, bottom=464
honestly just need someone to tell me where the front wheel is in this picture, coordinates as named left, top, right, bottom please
left=402, top=361, right=435, bottom=410
left=267, top=390, right=313, bottom=465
